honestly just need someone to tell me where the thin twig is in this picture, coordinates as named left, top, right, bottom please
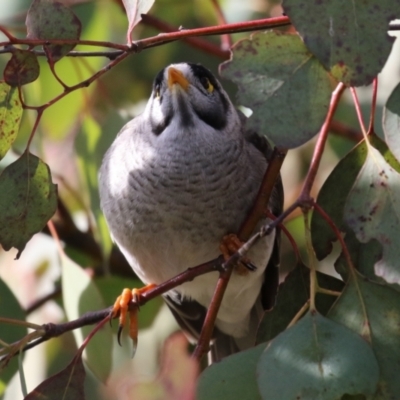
left=300, top=83, right=346, bottom=199
left=140, top=14, right=229, bottom=59
left=266, top=210, right=301, bottom=263
left=1, top=259, right=222, bottom=359
left=368, top=78, right=378, bottom=134
left=240, top=147, right=287, bottom=240
left=350, top=87, right=368, bottom=137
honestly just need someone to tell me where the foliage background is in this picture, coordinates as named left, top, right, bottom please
left=0, top=0, right=400, bottom=399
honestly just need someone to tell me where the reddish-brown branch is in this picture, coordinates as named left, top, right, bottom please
left=1, top=258, right=223, bottom=360
left=240, top=147, right=287, bottom=241
left=300, top=83, right=346, bottom=199
left=137, top=16, right=290, bottom=48
left=266, top=210, right=301, bottom=263
left=192, top=266, right=234, bottom=360
left=26, top=109, right=43, bottom=149
left=350, top=87, right=367, bottom=135
left=312, top=202, right=354, bottom=271
left=140, top=14, right=229, bottom=59
left=46, top=54, right=69, bottom=90
left=0, top=16, right=290, bottom=52
left=0, top=25, right=14, bottom=40
left=368, top=78, right=378, bottom=134
left=0, top=33, right=130, bottom=51
left=22, top=50, right=129, bottom=114
left=139, top=258, right=223, bottom=303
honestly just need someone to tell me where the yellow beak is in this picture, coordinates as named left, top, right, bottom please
left=167, top=67, right=189, bottom=91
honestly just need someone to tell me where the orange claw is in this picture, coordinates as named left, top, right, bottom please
left=111, top=284, right=156, bottom=349
left=219, top=234, right=257, bottom=275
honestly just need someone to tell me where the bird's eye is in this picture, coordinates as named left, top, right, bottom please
left=200, top=77, right=214, bottom=93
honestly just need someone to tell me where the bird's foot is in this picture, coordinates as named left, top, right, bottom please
left=219, top=234, right=257, bottom=275
left=111, top=284, right=156, bottom=354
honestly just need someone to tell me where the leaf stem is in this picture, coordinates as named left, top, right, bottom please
left=287, top=300, right=310, bottom=328
left=303, top=211, right=317, bottom=311
left=300, top=83, right=346, bottom=199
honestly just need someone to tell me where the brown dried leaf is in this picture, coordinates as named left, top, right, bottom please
left=24, top=352, right=85, bottom=400
left=4, top=49, right=40, bottom=86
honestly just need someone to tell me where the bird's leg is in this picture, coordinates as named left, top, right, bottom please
left=111, top=284, right=157, bottom=351
left=219, top=233, right=257, bottom=275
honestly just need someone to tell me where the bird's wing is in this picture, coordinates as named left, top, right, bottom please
left=239, top=109, right=283, bottom=310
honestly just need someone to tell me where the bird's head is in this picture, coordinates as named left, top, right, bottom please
left=143, top=63, right=241, bottom=138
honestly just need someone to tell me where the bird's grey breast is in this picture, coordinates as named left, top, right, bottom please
left=99, top=118, right=266, bottom=282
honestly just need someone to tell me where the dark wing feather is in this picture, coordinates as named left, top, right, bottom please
left=245, top=127, right=284, bottom=311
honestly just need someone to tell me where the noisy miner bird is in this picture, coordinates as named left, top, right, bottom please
left=98, top=62, right=283, bottom=362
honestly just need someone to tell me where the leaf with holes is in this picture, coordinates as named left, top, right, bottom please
left=312, top=135, right=400, bottom=261
left=344, top=144, right=400, bottom=284
left=122, top=0, right=155, bottom=45
left=0, top=82, right=22, bottom=160
left=0, top=152, right=57, bottom=258
left=257, top=311, right=379, bottom=399
left=3, top=49, right=40, bottom=87
left=282, top=0, right=400, bottom=86
left=220, top=31, right=333, bottom=148
left=26, top=0, right=82, bottom=62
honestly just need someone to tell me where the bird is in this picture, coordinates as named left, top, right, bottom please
left=98, top=62, right=283, bottom=362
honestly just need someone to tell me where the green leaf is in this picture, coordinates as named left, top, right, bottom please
left=329, top=277, right=400, bottom=399
left=256, top=263, right=344, bottom=344
left=62, top=255, right=112, bottom=382
left=383, top=81, right=400, bottom=162
left=283, top=0, right=399, bottom=86
left=28, top=2, right=107, bottom=141
left=24, top=352, right=85, bottom=400
left=0, top=152, right=57, bottom=258
left=312, top=139, right=369, bottom=260
left=0, top=82, right=22, bottom=160
left=220, top=31, right=333, bottom=148
left=312, top=135, right=400, bottom=261
left=344, top=144, right=400, bottom=284
left=26, top=0, right=82, bottom=62
left=122, top=0, right=155, bottom=45
left=75, top=114, right=120, bottom=262
left=3, top=50, right=40, bottom=87
left=197, top=343, right=265, bottom=400
left=0, top=278, right=27, bottom=396
left=257, top=311, right=379, bottom=400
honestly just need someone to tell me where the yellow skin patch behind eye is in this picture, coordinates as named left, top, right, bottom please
left=204, top=78, right=214, bottom=93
